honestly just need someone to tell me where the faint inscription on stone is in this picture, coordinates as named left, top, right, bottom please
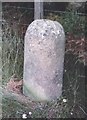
left=23, top=19, right=65, bottom=101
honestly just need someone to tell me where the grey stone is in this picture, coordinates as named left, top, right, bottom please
left=23, top=19, right=65, bottom=101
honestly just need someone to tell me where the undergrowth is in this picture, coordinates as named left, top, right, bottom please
left=1, top=3, right=86, bottom=119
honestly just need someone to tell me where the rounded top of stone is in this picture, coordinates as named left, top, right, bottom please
left=25, top=19, right=65, bottom=40
left=30, top=19, right=63, bottom=28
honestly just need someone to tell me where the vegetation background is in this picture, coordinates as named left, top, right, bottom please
left=1, top=2, right=87, bottom=118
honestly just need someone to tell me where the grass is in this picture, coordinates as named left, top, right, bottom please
left=1, top=3, right=86, bottom=119
left=2, top=53, right=86, bottom=118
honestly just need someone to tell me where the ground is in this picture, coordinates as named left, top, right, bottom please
left=2, top=36, right=86, bottom=118
left=1, top=3, right=87, bottom=118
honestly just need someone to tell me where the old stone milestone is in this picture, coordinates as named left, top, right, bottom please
left=23, top=19, right=65, bottom=101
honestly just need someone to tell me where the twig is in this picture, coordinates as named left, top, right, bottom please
left=79, top=105, right=87, bottom=116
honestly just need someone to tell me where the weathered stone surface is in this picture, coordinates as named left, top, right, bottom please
left=23, top=19, right=65, bottom=101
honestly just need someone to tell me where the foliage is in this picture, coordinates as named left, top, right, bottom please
left=1, top=3, right=86, bottom=119
left=2, top=53, right=86, bottom=118
left=46, top=9, right=86, bottom=37
left=2, top=21, right=24, bottom=85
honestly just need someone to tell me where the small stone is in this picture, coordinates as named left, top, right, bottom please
left=22, top=113, right=27, bottom=119
left=63, top=98, right=67, bottom=103
left=70, top=112, right=73, bottom=115
left=29, top=112, right=32, bottom=115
